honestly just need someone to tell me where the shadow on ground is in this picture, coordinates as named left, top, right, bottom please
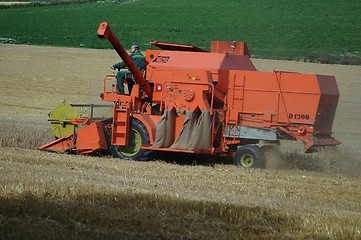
left=0, top=190, right=308, bottom=240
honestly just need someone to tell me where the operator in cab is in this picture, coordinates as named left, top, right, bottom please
left=111, top=45, right=146, bottom=95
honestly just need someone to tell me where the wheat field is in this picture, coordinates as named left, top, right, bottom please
left=1, top=44, right=361, bottom=239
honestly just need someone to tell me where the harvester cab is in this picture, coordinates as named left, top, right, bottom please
left=38, top=22, right=341, bottom=169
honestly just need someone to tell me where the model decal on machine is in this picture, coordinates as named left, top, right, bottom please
left=289, top=113, right=310, bottom=120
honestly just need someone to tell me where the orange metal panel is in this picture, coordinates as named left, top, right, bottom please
left=224, top=70, right=325, bottom=134
left=150, top=41, right=207, bottom=52
left=314, top=75, right=339, bottom=134
left=133, top=114, right=158, bottom=144
left=76, top=121, right=108, bottom=153
left=161, top=81, right=213, bottom=112
left=211, top=41, right=250, bottom=56
left=146, top=50, right=255, bottom=75
left=277, top=72, right=320, bottom=124
left=37, top=133, right=75, bottom=151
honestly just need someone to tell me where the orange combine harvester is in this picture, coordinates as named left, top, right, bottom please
left=38, top=22, right=340, bottom=168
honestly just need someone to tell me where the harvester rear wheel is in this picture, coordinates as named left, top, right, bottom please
left=109, top=118, right=153, bottom=161
left=233, top=145, right=262, bottom=169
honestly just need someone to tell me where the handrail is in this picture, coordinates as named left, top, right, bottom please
left=103, top=74, right=117, bottom=93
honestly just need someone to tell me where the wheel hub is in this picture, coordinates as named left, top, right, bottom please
left=117, top=128, right=141, bottom=157
left=240, top=153, right=254, bottom=168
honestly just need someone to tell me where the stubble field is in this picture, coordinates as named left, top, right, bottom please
left=0, top=44, right=361, bottom=239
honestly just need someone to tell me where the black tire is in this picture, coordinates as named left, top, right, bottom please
left=109, top=118, right=153, bottom=161
left=233, top=145, right=262, bottom=169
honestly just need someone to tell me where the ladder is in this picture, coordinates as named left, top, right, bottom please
left=111, top=102, right=130, bottom=146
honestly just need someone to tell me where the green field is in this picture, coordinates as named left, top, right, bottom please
left=1, top=0, right=361, bottom=64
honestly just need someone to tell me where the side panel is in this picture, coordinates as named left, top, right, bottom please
left=211, top=41, right=251, bottom=56
left=278, top=72, right=320, bottom=124
left=226, top=70, right=321, bottom=127
left=314, top=75, right=339, bottom=134
left=224, top=126, right=277, bottom=141
left=76, top=121, right=108, bottom=153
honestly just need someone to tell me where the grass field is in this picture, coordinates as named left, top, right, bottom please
left=1, top=0, right=361, bottom=64
left=1, top=44, right=361, bottom=239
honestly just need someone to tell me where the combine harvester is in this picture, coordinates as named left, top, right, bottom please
left=38, top=22, right=340, bottom=168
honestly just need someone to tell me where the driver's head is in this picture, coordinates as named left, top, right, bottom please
left=130, top=45, right=139, bottom=53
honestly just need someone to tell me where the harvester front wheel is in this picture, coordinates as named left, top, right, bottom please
left=109, top=118, right=152, bottom=161
left=233, top=145, right=262, bottom=169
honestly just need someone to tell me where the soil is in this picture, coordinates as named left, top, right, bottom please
left=1, top=44, right=360, bottom=158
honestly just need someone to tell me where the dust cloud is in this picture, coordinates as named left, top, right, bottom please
left=262, top=144, right=361, bottom=177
